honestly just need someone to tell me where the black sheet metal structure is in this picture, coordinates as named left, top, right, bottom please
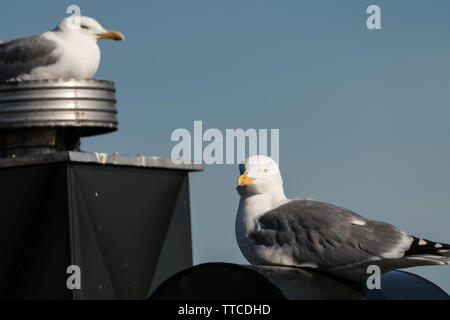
left=0, top=80, right=202, bottom=300
left=0, top=152, right=201, bottom=300
left=150, top=262, right=449, bottom=300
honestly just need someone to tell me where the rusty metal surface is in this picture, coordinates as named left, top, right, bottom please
left=0, top=151, right=203, bottom=171
left=0, top=80, right=118, bottom=136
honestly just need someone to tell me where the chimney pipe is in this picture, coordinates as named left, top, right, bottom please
left=0, top=80, right=118, bottom=158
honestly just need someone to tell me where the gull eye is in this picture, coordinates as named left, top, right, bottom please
left=264, top=169, right=269, bottom=174
left=80, top=25, right=89, bottom=30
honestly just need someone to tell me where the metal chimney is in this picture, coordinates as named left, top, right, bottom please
left=0, top=80, right=118, bottom=157
left=0, top=80, right=201, bottom=300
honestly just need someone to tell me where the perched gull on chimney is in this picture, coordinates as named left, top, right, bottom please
left=235, top=155, right=450, bottom=281
left=0, top=16, right=124, bottom=82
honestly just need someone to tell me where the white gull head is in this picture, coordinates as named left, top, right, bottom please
left=236, top=155, right=285, bottom=198
left=55, top=16, right=125, bottom=42
left=47, top=16, right=125, bottom=80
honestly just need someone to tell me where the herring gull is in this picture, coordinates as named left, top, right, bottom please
left=235, top=155, right=450, bottom=281
left=0, top=16, right=124, bottom=82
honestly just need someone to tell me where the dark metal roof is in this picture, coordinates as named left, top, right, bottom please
left=0, top=151, right=203, bottom=171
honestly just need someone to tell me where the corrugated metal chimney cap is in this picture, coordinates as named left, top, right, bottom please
left=0, top=79, right=118, bottom=137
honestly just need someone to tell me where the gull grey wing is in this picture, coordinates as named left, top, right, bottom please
left=249, top=200, right=412, bottom=270
left=0, top=35, right=59, bottom=82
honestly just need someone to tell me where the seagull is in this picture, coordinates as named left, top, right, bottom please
left=235, top=155, right=450, bottom=281
left=0, top=16, right=124, bottom=82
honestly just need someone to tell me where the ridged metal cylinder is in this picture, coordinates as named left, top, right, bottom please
left=0, top=80, right=118, bottom=157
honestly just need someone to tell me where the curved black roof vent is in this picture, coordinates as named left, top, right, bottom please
left=150, top=262, right=449, bottom=300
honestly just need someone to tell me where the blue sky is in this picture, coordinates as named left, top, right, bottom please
left=2, top=0, right=450, bottom=294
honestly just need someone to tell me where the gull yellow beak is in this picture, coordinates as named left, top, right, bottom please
left=238, top=173, right=256, bottom=187
left=98, top=30, right=125, bottom=41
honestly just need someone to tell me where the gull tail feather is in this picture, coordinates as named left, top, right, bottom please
left=404, top=236, right=450, bottom=263
left=383, top=236, right=450, bottom=270
left=326, top=237, right=449, bottom=282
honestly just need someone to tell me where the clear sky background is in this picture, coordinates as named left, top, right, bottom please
left=2, top=0, right=450, bottom=294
